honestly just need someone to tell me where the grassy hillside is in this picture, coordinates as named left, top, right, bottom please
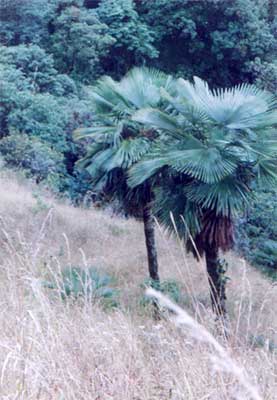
left=0, top=172, right=276, bottom=399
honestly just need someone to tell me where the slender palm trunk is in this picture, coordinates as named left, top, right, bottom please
left=205, top=245, right=227, bottom=318
left=142, top=201, right=160, bottom=282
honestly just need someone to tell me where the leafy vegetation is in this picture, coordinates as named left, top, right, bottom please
left=74, top=68, right=174, bottom=283
left=140, top=278, right=184, bottom=308
left=44, top=266, right=119, bottom=308
left=137, top=0, right=276, bottom=86
left=0, top=0, right=276, bottom=315
left=128, top=77, right=277, bottom=316
left=236, top=188, right=277, bottom=278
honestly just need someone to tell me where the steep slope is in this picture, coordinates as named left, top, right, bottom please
left=0, top=171, right=276, bottom=399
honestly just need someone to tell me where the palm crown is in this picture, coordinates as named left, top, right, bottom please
left=129, top=76, right=277, bottom=253
left=74, top=67, right=173, bottom=198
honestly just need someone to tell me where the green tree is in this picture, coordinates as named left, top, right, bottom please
left=129, top=76, right=277, bottom=317
left=236, top=188, right=277, bottom=277
left=0, top=133, right=66, bottom=188
left=48, top=0, right=115, bottom=83
left=97, top=0, right=158, bottom=77
left=138, top=0, right=275, bottom=86
left=0, top=0, right=52, bottom=45
left=0, top=43, right=91, bottom=192
left=0, top=44, right=77, bottom=96
left=75, top=68, right=173, bottom=283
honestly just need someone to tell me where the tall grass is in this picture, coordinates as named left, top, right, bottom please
left=0, top=174, right=276, bottom=399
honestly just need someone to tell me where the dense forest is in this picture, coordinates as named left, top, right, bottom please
left=0, top=0, right=276, bottom=281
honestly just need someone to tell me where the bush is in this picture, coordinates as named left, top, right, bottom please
left=44, top=266, right=119, bottom=308
left=140, top=278, right=184, bottom=307
left=236, top=188, right=277, bottom=278
left=48, top=2, right=115, bottom=83
left=0, top=45, right=77, bottom=96
left=0, top=133, right=67, bottom=190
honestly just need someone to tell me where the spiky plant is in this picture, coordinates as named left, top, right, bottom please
left=74, top=67, right=173, bottom=283
left=44, top=267, right=118, bottom=308
left=129, top=76, right=277, bottom=318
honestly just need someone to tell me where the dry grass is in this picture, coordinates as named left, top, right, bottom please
left=0, top=172, right=276, bottom=399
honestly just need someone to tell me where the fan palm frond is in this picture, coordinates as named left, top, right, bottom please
left=107, top=138, right=152, bottom=170
left=176, top=77, right=277, bottom=129
left=184, top=177, right=254, bottom=217
left=255, top=158, right=277, bottom=186
left=132, top=108, right=185, bottom=139
left=74, top=67, right=175, bottom=216
left=118, top=67, right=172, bottom=108
left=74, top=122, right=124, bottom=147
left=164, top=146, right=237, bottom=184
left=154, top=183, right=202, bottom=240
left=128, top=156, right=167, bottom=187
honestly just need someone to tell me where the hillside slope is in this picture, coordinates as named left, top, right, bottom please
left=0, top=172, right=276, bottom=399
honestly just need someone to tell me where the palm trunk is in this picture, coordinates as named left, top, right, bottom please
left=142, top=201, right=160, bottom=283
left=205, top=245, right=227, bottom=318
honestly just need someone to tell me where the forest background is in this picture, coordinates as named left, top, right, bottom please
left=0, top=0, right=276, bottom=275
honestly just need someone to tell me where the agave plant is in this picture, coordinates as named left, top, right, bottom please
left=129, top=76, right=277, bottom=318
left=44, top=266, right=118, bottom=308
left=74, top=67, right=173, bottom=283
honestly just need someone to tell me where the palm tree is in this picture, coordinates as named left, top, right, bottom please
left=74, top=67, right=173, bottom=284
left=128, top=76, right=277, bottom=318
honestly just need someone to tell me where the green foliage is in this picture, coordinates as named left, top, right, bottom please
left=0, top=43, right=94, bottom=195
left=75, top=67, right=172, bottom=216
left=8, top=94, right=69, bottom=150
left=250, top=333, right=277, bottom=352
left=31, top=192, right=51, bottom=214
left=44, top=266, right=119, bottom=307
left=0, top=133, right=67, bottom=190
left=138, top=0, right=275, bottom=86
left=0, top=44, right=77, bottom=144
left=247, top=58, right=277, bottom=93
left=97, top=0, right=158, bottom=76
left=0, top=0, right=52, bottom=45
left=140, top=278, right=183, bottom=306
left=236, top=189, right=277, bottom=276
left=129, top=75, right=277, bottom=254
left=1, top=44, right=78, bottom=97
left=48, top=1, right=115, bottom=83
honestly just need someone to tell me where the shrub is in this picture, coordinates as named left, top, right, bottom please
left=236, top=188, right=277, bottom=279
left=48, top=2, right=115, bottom=83
left=0, top=45, right=77, bottom=96
left=0, top=133, right=67, bottom=190
left=44, top=266, right=119, bottom=308
left=141, top=278, right=184, bottom=307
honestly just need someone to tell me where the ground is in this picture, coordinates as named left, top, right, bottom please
left=0, top=171, right=276, bottom=399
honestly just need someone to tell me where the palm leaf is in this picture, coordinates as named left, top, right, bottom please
left=184, top=177, right=254, bottom=216
left=176, top=77, right=277, bottom=129
left=132, top=108, right=185, bottom=139
left=74, top=123, right=124, bottom=146
left=76, top=143, right=105, bottom=169
left=128, top=156, right=168, bottom=187
left=118, top=67, right=173, bottom=108
left=166, top=146, right=237, bottom=183
left=108, top=138, right=152, bottom=169
left=154, top=182, right=202, bottom=240
left=85, top=147, right=116, bottom=178
left=160, top=87, right=211, bottom=125
left=92, top=76, right=132, bottom=115
left=255, top=158, right=277, bottom=186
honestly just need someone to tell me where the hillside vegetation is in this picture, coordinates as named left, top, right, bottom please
left=0, top=1, right=276, bottom=398
left=1, top=0, right=277, bottom=278
left=0, top=172, right=276, bottom=399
